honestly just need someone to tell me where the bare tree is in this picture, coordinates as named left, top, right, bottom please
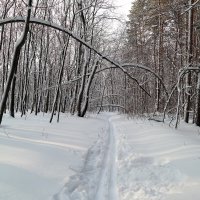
left=0, top=0, right=32, bottom=124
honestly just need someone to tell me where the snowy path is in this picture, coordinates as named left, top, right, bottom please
left=53, top=114, right=119, bottom=200
left=94, top=117, right=118, bottom=200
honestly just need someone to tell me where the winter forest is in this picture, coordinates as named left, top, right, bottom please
left=1, top=0, right=200, bottom=200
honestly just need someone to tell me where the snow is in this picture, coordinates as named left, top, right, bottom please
left=0, top=112, right=200, bottom=200
left=113, top=115, right=200, bottom=200
left=0, top=113, right=105, bottom=200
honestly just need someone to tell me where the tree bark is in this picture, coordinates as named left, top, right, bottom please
left=184, top=0, right=194, bottom=123
left=0, top=0, right=32, bottom=124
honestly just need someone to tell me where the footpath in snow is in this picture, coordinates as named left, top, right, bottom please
left=53, top=113, right=119, bottom=200
left=1, top=112, right=200, bottom=200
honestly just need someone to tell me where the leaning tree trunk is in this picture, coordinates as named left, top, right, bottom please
left=80, top=60, right=99, bottom=117
left=0, top=0, right=32, bottom=124
left=77, top=47, right=89, bottom=117
left=9, top=68, right=17, bottom=117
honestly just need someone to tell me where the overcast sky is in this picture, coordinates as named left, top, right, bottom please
left=114, top=0, right=133, bottom=19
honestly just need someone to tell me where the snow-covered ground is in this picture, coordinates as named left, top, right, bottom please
left=114, top=115, right=200, bottom=200
left=0, top=113, right=106, bottom=200
left=0, top=112, right=200, bottom=200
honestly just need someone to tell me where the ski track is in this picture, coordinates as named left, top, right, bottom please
left=94, top=116, right=118, bottom=200
left=53, top=115, right=119, bottom=200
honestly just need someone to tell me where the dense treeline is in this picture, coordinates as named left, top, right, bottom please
left=121, top=0, right=200, bottom=126
left=0, top=0, right=199, bottom=127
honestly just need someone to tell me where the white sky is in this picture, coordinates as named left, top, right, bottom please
left=114, top=0, right=133, bottom=19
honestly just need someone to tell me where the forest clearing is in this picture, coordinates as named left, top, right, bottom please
left=0, top=0, right=200, bottom=199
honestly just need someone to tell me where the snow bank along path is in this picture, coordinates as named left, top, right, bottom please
left=1, top=112, right=200, bottom=200
left=114, top=115, right=200, bottom=200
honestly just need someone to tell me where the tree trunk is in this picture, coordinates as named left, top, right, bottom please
left=9, top=68, right=17, bottom=117
left=80, top=60, right=99, bottom=117
left=184, top=0, right=194, bottom=123
left=0, top=0, right=32, bottom=124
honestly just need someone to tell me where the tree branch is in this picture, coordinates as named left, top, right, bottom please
left=0, top=16, right=151, bottom=97
left=181, top=0, right=200, bottom=15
